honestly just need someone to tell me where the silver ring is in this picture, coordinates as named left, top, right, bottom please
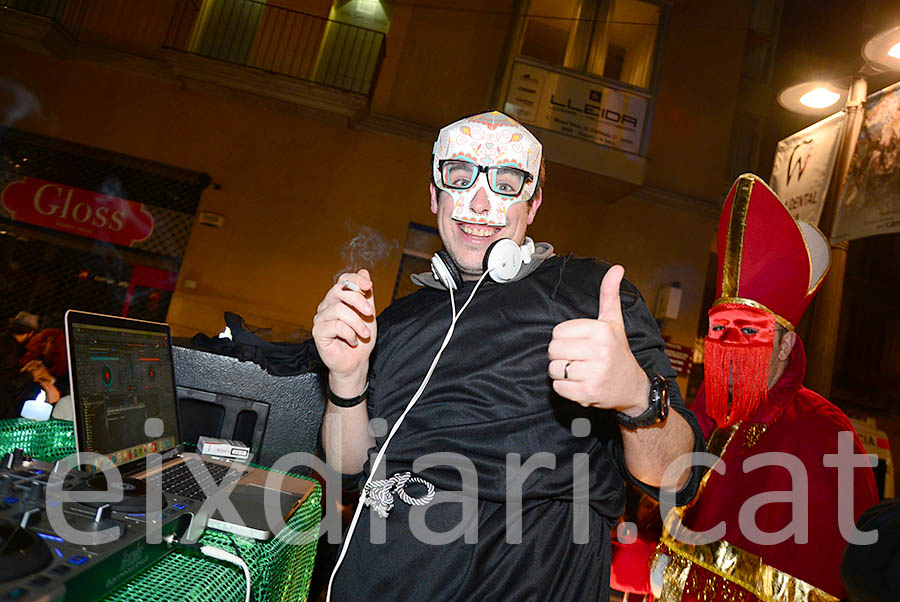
left=564, top=361, right=571, bottom=380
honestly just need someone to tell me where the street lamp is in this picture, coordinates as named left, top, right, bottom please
left=862, top=24, right=900, bottom=70
left=775, top=25, right=900, bottom=397
left=777, top=80, right=848, bottom=115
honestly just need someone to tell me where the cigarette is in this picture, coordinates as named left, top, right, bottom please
left=340, top=279, right=363, bottom=293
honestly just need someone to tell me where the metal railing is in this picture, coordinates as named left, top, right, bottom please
left=164, top=0, right=385, bottom=96
left=1, top=0, right=176, bottom=55
left=1, top=0, right=65, bottom=21
left=1, top=0, right=86, bottom=39
left=2, top=0, right=385, bottom=97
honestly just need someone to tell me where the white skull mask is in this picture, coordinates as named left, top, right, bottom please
left=432, top=111, right=542, bottom=227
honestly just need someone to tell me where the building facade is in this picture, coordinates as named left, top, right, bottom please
left=0, top=0, right=761, bottom=396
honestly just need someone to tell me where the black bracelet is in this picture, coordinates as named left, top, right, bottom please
left=327, top=382, right=369, bottom=408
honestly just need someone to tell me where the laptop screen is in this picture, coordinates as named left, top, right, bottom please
left=65, top=311, right=180, bottom=470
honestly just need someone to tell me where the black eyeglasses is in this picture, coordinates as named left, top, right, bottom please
left=438, top=160, right=533, bottom=197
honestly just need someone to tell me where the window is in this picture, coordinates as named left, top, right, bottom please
left=519, top=0, right=661, bottom=89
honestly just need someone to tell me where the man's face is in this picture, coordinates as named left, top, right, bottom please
left=704, top=304, right=778, bottom=426
left=13, top=330, right=34, bottom=344
left=430, top=183, right=541, bottom=280
left=707, top=309, right=782, bottom=392
left=767, top=327, right=787, bottom=387
left=721, top=327, right=787, bottom=395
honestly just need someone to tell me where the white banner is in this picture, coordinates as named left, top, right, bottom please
left=833, top=81, right=900, bottom=242
left=769, top=111, right=845, bottom=226
left=503, top=60, right=648, bottom=154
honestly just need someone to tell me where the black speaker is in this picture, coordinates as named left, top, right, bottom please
left=172, top=345, right=325, bottom=470
left=175, top=385, right=269, bottom=454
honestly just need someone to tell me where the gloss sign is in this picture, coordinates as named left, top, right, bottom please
left=504, top=60, right=648, bottom=153
left=1, top=176, right=155, bottom=247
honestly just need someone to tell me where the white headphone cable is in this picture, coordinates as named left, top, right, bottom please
left=326, top=269, right=492, bottom=601
left=163, top=535, right=252, bottom=602
left=201, top=544, right=252, bottom=602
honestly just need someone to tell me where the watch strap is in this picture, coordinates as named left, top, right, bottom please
left=616, top=372, right=670, bottom=429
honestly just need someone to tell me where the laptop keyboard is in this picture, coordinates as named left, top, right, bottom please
left=160, top=460, right=236, bottom=501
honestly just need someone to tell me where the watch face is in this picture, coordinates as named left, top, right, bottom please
left=616, top=374, right=670, bottom=429
left=657, top=393, right=670, bottom=421
left=653, top=377, right=670, bottom=421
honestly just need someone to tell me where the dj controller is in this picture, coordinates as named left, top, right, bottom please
left=0, top=449, right=199, bottom=601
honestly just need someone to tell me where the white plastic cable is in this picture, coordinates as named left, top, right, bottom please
left=326, top=269, right=493, bottom=601
left=200, top=544, right=252, bottom=602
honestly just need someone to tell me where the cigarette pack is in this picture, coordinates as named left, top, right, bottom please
left=197, top=436, right=251, bottom=461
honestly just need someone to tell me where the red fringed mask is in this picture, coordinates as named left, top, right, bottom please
left=704, top=304, right=776, bottom=427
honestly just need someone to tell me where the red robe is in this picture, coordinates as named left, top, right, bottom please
left=613, top=338, right=879, bottom=601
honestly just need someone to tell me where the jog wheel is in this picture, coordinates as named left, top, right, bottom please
left=74, top=475, right=167, bottom=513
left=0, top=521, right=52, bottom=582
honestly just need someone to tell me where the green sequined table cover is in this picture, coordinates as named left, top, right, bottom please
left=0, top=418, right=321, bottom=602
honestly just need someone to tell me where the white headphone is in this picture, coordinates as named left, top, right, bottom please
left=431, top=237, right=534, bottom=290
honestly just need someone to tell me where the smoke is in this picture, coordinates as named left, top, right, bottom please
left=99, top=177, right=127, bottom=199
left=335, top=221, right=398, bottom=281
left=0, top=79, right=40, bottom=127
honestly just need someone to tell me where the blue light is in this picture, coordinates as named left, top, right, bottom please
left=53, top=547, right=64, bottom=559
left=173, top=503, right=186, bottom=510
left=37, top=532, right=64, bottom=543
left=69, top=555, right=89, bottom=565
left=3, top=496, right=18, bottom=503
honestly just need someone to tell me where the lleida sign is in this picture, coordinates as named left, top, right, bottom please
left=504, top=60, right=648, bottom=154
left=1, top=176, right=154, bottom=247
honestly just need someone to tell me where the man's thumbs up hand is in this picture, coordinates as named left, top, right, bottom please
left=548, top=264, right=650, bottom=413
left=598, top=265, right=625, bottom=324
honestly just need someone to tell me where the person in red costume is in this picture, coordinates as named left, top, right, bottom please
left=612, top=173, right=879, bottom=602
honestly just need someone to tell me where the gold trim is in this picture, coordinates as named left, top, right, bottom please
left=672, top=424, right=740, bottom=522
left=712, top=297, right=795, bottom=331
left=659, top=531, right=840, bottom=602
left=721, top=177, right=754, bottom=298
left=705, top=424, right=740, bottom=458
left=659, top=551, right=692, bottom=602
left=657, top=377, right=835, bottom=602
left=743, top=423, right=769, bottom=449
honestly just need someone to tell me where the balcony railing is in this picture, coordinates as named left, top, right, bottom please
left=2, top=0, right=385, bottom=98
left=164, top=0, right=385, bottom=96
left=1, top=0, right=85, bottom=38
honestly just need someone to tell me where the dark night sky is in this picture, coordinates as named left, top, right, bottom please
left=759, top=0, right=900, bottom=175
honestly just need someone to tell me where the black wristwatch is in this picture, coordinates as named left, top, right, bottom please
left=615, top=372, right=670, bottom=429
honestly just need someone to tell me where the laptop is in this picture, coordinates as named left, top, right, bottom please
left=64, top=310, right=314, bottom=540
